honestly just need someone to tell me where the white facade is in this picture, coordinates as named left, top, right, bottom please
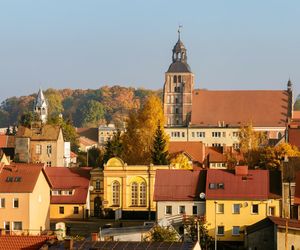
left=64, top=142, right=71, bottom=167
left=156, top=201, right=205, bottom=222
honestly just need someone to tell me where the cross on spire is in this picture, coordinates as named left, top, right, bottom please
left=178, top=25, right=183, bottom=40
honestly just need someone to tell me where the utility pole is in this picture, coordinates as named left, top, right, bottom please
left=214, top=201, right=217, bottom=250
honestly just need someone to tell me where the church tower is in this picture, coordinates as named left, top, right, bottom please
left=34, top=88, right=48, bottom=123
left=163, top=29, right=194, bottom=127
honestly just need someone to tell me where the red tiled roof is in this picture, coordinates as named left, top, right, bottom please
left=292, top=111, right=300, bottom=120
left=268, top=216, right=300, bottom=229
left=205, top=169, right=272, bottom=200
left=191, top=90, right=288, bottom=127
left=70, top=151, right=78, bottom=158
left=206, top=147, right=227, bottom=163
left=79, top=136, right=98, bottom=147
left=0, top=163, right=46, bottom=193
left=0, top=235, right=52, bottom=250
left=153, top=170, right=204, bottom=201
left=17, top=125, right=62, bottom=141
left=0, top=135, right=7, bottom=148
left=295, top=171, right=300, bottom=205
left=168, top=141, right=205, bottom=164
left=44, top=167, right=91, bottom=204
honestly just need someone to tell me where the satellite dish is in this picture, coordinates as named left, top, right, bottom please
left=199, top=192, right=206, bottom=199
left=89, top=186, right=94, bottom=191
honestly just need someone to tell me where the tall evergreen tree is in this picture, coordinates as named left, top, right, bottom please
left=103, top=130, right=123, bottom=163
left=151, top=124, right=169, bottom=165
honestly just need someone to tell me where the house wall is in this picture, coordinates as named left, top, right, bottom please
left=29, top=171, right=51, bottom=234
left=50, top=204, right=86, bottom=219
left=246, top=224, right=275, bottom=250
left=90, top=168, right=104, bottom=215
left=277, top=227, right=300, bottom=250
left=0, top=193, right=30, bottom=232
left=15, top=137, right=30, bottom=163
left=156, top=201, right=205, bottom=221
left=206, top=199, right=280, bottom=242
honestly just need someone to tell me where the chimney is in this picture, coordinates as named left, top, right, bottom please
left=64, top=238, right=74, bottom=250
left=91, top=232, right=98, bottom=242
left=235, top=165, right=248, bottom=176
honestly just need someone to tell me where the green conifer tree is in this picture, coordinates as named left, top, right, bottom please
left=103, top=130, right=123, bottom=163
left=151, top=124, right=169, bottom=165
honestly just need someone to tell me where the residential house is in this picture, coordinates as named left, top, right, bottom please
left=154, top=170, right=206, bottom=223
left=76, top=127, right=99, bottom=150
left=101, top=157, right=174, bottom=220
left=0, top=163, right=51, bottom=235
left=44, top=167, right=91, bottom=220
left=205, top=166, right=281, bottom=247
left=98, top=124, right=120, bottom=146
left=15, top=124, right=65, bottom=167
left=78, top=136, right=98, bottom=152
left=0, top=235, right=53, bottom=249
left=246, top=216, right=300, bottom=250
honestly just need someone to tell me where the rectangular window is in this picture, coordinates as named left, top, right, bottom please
left=222, top=132, right=226, bottom=137
left=217, top=204, right=224, bottom=214
left=209, top=183, right=217, bottom=189
left=47, top=161, right=52, bottom=167
left=232, top=132, right=239, bottom=137
left=251, top=204, right=259, bottom=214
left=232, top=204, right=240, bottom=214
left=182, top=132, right=185, bottom=137
left=192, top=205, right=198, bottom=215
left=52, top=190, right=59, bottom=195
left=179, top=205, right=185, bottom=214
left=233, top=143, right=240, bottom=150
left=59, top=206, right=64, bottom=214
left=212, top=132, right=221, bottom=138
left=0, top=198, right=5, bottom=208
left=232, top=226, right=240, bottom=236
left=73, top=206, right=79, bottom=214
left=196, top=132, right=205, bottom=138
left=212, top=143, right=221, bottom=147
left=269, top=207, right=275, bottom=216
left=13, top=221, right=22, bottom=231
left=165, top=206, right=172, bottom=215
left=35, top=145, right=42, bottom=155
left=191, top=132, right=195, bottom=137
left=13, top=198, right=19, bottom=208
left=217, top=226, right=224, bottom=235
left=95, top=180, right=101, bottom=190
left=47, top=145, right=52, bottom=154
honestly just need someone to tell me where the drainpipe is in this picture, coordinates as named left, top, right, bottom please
left=148, top=164, right=151, bottom=221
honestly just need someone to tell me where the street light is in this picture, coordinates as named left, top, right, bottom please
left=214, top=201, right=217, bottom=250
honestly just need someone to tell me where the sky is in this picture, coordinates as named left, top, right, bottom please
left=0, top=0, right=300, bottom=102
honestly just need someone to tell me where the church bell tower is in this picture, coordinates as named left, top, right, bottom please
left=163, top=28, right=194, bottom=127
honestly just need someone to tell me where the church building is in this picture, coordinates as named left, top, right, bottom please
left=163, top=31, right=293, bottom=148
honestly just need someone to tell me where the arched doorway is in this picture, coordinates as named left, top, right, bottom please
left=94, top=197, right=102, bottom=217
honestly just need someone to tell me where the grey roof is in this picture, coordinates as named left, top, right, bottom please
left=34, top=89, right=47, bottom=108
left=100, top=225, right=153, bottom=237
left=167, top=61, right=191, bottom=73
left=173, top=39, right=186, bottom=53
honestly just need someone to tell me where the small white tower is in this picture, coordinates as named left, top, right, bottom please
left=34, top=88, right=48, bottom=123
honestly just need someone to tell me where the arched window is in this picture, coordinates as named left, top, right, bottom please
left=173, top=75, right=177, bottom=83
left=178, top=75, right=182, bottom=83
left=140, top=182, right=147, bottom=206
left=291, top=245, right=295, bottom=250
left=131, top=182, right=138, bottom=206
left=112, top=181, right=120, bottom=206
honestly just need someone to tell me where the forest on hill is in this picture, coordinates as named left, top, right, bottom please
left=0, top=86, right=162, bottom=128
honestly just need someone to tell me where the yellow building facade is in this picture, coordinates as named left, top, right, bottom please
left=50, top=204, right=87, bottom=220
left=101, top=157, right=174, bottom=219
left=206, top=199, right=281, bottom=242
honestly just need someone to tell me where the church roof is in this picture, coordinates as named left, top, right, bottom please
left=167, top=61, right=191, bottom=73
left=191, top=89, right=289, bottom=127
left=34, top=89, right=47, bottom=108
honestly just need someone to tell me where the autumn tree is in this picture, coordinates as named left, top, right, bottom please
left=151, top=124, right=169, bottom=165
left=80, top=100, right=105, bottom=127
left=44, top=89, right=64, bottom=118
left=122, top=95, right=165, bottom=164
left=239, top=123, right=267, bottom=167
left=146, top=226, right=178, bottom=242
left=170, top=153, right=192, bottom=169
left=19, top=111, right=40, bottom=128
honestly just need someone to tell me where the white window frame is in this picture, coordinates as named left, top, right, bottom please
left=217, top=203, right=224, bottom=214
left=13, top=198, right=19, bottom=208
left=232, top=204, right=240, bottom=214
left=217, top=226, right=224, bottom=235
left=139, top=182, right=147, bottom=206
left=178, top=205, right=185, bottom=214
left=47, top=144, right=52, bottom=154
left=13, top=221, right=22, bottom=231
left=251, top=204, right=259, bottom=214
left=232, top=226, right=240, bottom=236
left=165, top=205, right=172, bottom=215
left=112, top=181, right=120, bottom=206
left=268, top=206, right=275, bottom=216
left=35, top=144, right=42, bottom=155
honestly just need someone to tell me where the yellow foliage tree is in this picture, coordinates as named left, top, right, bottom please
left=122, top=95, right=166, bottom=164
left=170, top=153, right=192, bottom=170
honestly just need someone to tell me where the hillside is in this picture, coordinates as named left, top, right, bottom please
left=0, top=86, right=162, bottom=128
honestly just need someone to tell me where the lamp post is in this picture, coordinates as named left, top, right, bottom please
left=214, top=201, right=217, bottom=250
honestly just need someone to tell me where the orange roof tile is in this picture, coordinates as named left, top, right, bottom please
left=191, top=90, right=288, bottom=127
left=169, top=141, right=205, bottom=164
left=0, top=235, right=52, bottom=250
left=0, top=163, right=47, bottom=193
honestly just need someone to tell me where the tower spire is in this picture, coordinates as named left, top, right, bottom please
left=178, top=25, right=183, bottom=41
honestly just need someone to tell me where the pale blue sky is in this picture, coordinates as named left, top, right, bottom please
left=1, top=0, right=300, bottom=102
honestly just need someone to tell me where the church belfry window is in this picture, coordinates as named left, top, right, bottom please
left=173, top=75, right=177, bottom=83
left=178, top=75, right=182, bottom=83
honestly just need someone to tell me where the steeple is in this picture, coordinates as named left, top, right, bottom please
left=167, top=27, right=191, bottom=73
left=34, top=88, right=48, bottom=123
